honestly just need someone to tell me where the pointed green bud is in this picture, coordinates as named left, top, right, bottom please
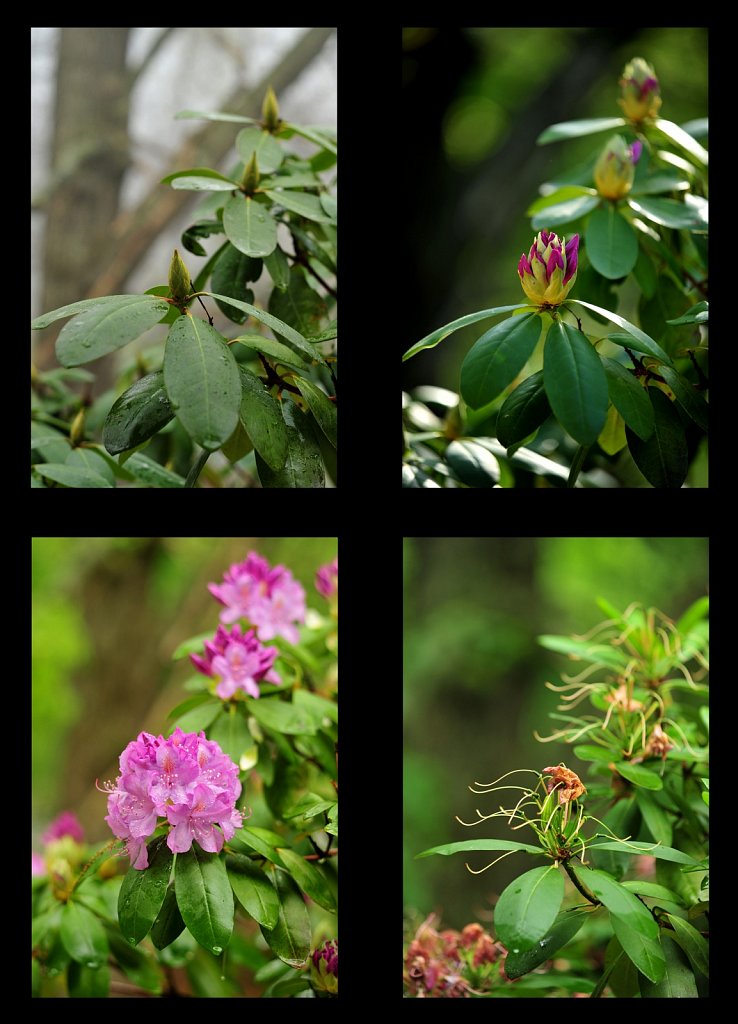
left=168, top=248, right=191, bottom=303
left=241, top=153, right=260, bottom=194
left=70, top=406, right=86, bottom=447
left=262, top=86, right=280, bottom=131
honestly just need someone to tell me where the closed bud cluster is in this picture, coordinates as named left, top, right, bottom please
left=262, top=86, right=280, bottom=132
left=168, top=248, right=191, bottom=304
left=618, top=57, right=661, bottom=121
left=241, top=153, right=260, bottom=194
left=594, top=135, right=643, bottom=200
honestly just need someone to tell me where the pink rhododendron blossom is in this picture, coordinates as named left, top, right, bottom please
left=42, top=810, right=84, bottom=845
left=208, top=552, right=306, bottom=644
left=315, top=558, right=338, bottom=599
left=100, top=728, right=244, bottom=869
left=191, top=624, right=281, bottom=699
left=32, top=852, right=45, bottom=876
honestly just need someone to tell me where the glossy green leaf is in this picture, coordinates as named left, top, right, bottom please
left=211, top=243, right=262, bottom=323
left=106, top=928, right=163, bottom=992
left=282, top=121, right=337, bottom=155
left=446, top=439, right=500, bottom=487
left=233, top=826, right=285, bottom=865
left=635, top=790, right=673, bottom=846
left=494, top=866, right=565, bottom=953
left=259, top=866, right=311, bottom=966
left=34, top=463, right=113, bottom=488
left=537, top=117, right=626, bottom=144
left=65, top=448, right=116, bottom=484
left=226, top=854, right=280, bottom=928
left=621, top=880, right=684, bottom=903
left=293, top=378, right=336, bottom=448
left=67, top=961, right=111, bottom=997
left=496, top=370, right=552, bottom=448
left=235, top=127, right=284, bottom=173
left=572, top=743, right=615, bottom=763
left=161, top=167, right=238, bottom=189
left=223, top=195, right=277, bottom=258
left=586, top=205, right=638, bottom=279
left=249, top=696, right=318, bottom=735
left=667, top=301, right=708, bottom=325
left=531, top=194, right=599, bottom=230
left=263, top=189, right=333, bottom=223
left=639, top=934, right=698, bottom=996
left=60, top=901, right=109, bottom=967
left=613, top=761, right=663, bottom=790
left=175, top=845, right=234, bottom=954
left=538, top=633, right=629, bottom=668
left=118, top=836, right=173, bottom=945
left=32, top=294, right=144, bottom=330
left=665, top=913, right=709, bottom=977
left=527, top=185, right=597, bottom=214
left=628, top=196, right=702, bottom=230
left=124, top=452, right=185, bottom=488
left=276, top=847, right=336, bottom=912
left=588, top=840, right=700, bottom=865
left=164, top=315, right=241, bottom=450
left=204, top=292, right=320, bottom=364
left=260, top=172, right=320, bottom=190
left=403, top=304, right=528, bottom=361
left=103, top=371, right=174, bottom=454
left=602, top=358, right=654, bottom=440
left=653, top=118, right=708, bottom=166
left=460, top=312, right=542, bottom=409
left=170, top=700, right=221, bottom=734
left=504, top=909, right=591, bottom=979
left=626, top=389, right=688, bottom=488
left=658, top=366, right=708, bottom=432
left=234, top=334, right=309, bottom=369
left=543, top=320, right=608, bottom=444
left=255, top=402, right=325, bottom=488
left=238, top=366, right=289, bottom=471
left=181, top=219, right=224, bottom=257
left=416, top=838, right=544, bottom=859
left=150, top=884, right=186, bottom=950
left=31, top=422, right=70, bottom=463
left=268, top=267, right=328, bottom=339
left=611, top=913, right=666, bottom=984
left=574, top=867, right=660, bottom=938
left=264, top=246, right=291, bottom=290
left=568, top=300, right=673, bottom=367
left=55, top=295, right=169, bottom=367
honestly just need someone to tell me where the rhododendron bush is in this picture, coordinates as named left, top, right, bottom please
left=32, top=547, right=338, bottom=998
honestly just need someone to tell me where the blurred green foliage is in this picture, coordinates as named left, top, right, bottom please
left=403, top=537, right=707, bottom=927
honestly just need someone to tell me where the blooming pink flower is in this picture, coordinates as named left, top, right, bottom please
left=100, top=729, right=244, bottom=869
left=32, top=852, right=45, bottom=876
left=191, top=624, right=280, bottom=699
left=208, top=553, right=306, bottom=644
left=315, top=558, right=338, bottom=599
left=42, top=810, right=85, bottom=845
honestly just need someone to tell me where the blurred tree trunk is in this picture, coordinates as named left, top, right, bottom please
left=37, top=28, right=131, bottom=379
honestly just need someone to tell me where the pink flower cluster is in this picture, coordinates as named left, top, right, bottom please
left=315, top=558, right=338, bottom=599
left=208, top=553, right=306, bottom=644
left=42, top=810, right=85, bottom=845
left=191, top=624, right=281, bottom=699
left=102, top=728, right=243, bottom=869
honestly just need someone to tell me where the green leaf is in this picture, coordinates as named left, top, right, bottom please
left=161, top=167, right=238, bottom=189
left=543, top=320, right=608, bottom=445
left=599, top=403, right=628, bottom=455
left=621, top=880, right=684, bottom=904
left=402, top=304, right=528, bottom=361
left=124, top=452, right=185, bottom=488
left=626, top=389, right=688, bottom=489
left=445, top=439, right=500, bottom=487
left=204, top=292, right=320, bottom=364
left=632, top=248, right=658, bottom=298
left=255, top=402, right=325, bottom=488
left=235, top=127, right=284, bottom=173
left=588, top=841, right=700, bottom=865
left=106, top=928, right=163, bottom=992
left=34, top=463, right=113, bottom=488
left=249, top=696, right=319, bottom=735
left=259, top=866, right=311, bottom=966
left=610, top=913, right=666, bottom=984
left=67, top=961, right=111, bottom=997
left=538, top=633, right=629, bottom=667
left=496, top=370, right=552, bottom=448
left=65, top=448, right=116, bottom=485
left=150, top=884, right=186, bottom=950
left=234, top=334, right=309, bottom=370
left=163, top=315, right=241, bottom=450
left=527, top=185, right=597, bottom=214
left=32, top=294, right=143, bottom=330
left=665, top=913, right=709, bottom=977
left=263, top=189, right=333, bottom=223
left=531, top=194, right=599, bottom=230
left=416, top=838, right=544, bottom=859
left=460, top=312, right=542, bottom=409
left=264, top=246, right=291, bottom=290
left=573, top=866, right=659, bottom=939
left=103, top=371, right=174, bottom=455
left=60, top=901, right=109, bottom=967
left=268, top=267, right=328, bottom=339
left=238, top=366, right=289, bottom=471
left=568, top=300, right=674, bottom=367
left=31, top=422, right=70, bottom=463
left=260, top=172, right=320, bottom=190
left=628, top=196, right=702, bottom=230
left=223, top=195, right=278, bottom=258
left=211, top=243, right=262, bottom=324
left=293, top=378, right=336, bottom=448
left=658, top=366, right=708, bottom=432
left=602, top=358, right=654, bottom=441
left=666, top=300, right=708, bottom=326
left=276, top=847, right=336, bottom=912
left=181, top=219, right=224, bottom=257
left=55, top=295, right=170, bottom=367
left=233, top=826, right=285, bottom=865
left=175, top=845, right=234, bottom=954
left=630, top=172, right=690, bottom=196
left=572, top=744, right=615, bottom=763
left=170, top=701, right=222, bottom=734
left=504, top=909, right=591, bottom=979
left=653, top=118, right=708, bottom=167
left=226, top=854, right=280, bottom=928
left=176, top=109, right=259, bottom=124
left=537, top=117, right=626, bottom=144
left=635, top=790, right=673, bottom=846
left=586, top=205, right=638, bottom=279
left=118, top=836, right=173, bottom=945
left=613, top=761, right=663, bottom=790
left=639, top=933, right=695, bottom=995
left=208, top=706, right=252, bottom=763
left=282, top=121, right=337, bottom=155
left=493, top=865, right=565, bottom=953
left=677, top=596, right=709, bottom=636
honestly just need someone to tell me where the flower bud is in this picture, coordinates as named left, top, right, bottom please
left=517, top=230, right=578, bottom=306
left=262, top=86, right=280, bottom=132
left=310, top=939, right=338, bottom=994
left=594, top=135, right=642, bottom=200
left=618, top=57, right=661, bottom=121
left=70, top=406, right=86, bottom=447
left=168, top=248, right=191, bottom=304
left=241, top=153, right=260, bottom=195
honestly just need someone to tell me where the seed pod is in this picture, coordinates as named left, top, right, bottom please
left=241, top=153, right=260, bottom=194
left=168, top=248, right=191, bottom=304
left=262, top=86, right=280, bottom=131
